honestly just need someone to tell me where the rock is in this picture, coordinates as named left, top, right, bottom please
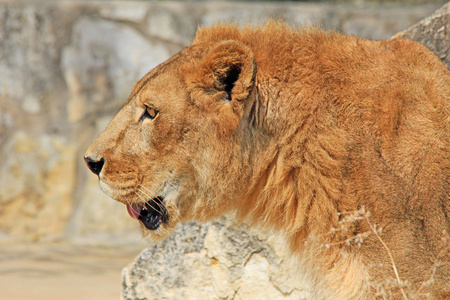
left=198, top=2, right=438, bottom=40
left=336, top=6, right=436, bottom=40
left=199, top=2, right=281, bottom=28
left=0, top=131, right=76, bottom=239
left=121, top=217, right=308, bottom=300
left=61, top=18, right=171, bottom=123
left=393, top=2, right=449, bottom=69
left=146, top=5, right=197, bottom=46
left=98, top=2, right=148, bottom=23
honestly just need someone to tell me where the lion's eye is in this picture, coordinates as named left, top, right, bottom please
left=140, top=105, right=159, bottom=121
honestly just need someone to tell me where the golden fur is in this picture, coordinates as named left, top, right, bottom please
left=85, top=22, right=450, bottom=299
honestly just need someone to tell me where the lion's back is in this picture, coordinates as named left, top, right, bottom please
left=326, top=36, right=450, bottom=295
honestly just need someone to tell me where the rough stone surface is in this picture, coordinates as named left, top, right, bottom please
left=61, top=17, right=171, bottom=123
left=394, top=2, right=449, bottom=68
left=0, top=131, right=76, bottom=238
left=121, top=218, right=308, bottom=300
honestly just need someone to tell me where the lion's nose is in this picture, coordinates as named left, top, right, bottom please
left=84, top=156, right=105, bottom=176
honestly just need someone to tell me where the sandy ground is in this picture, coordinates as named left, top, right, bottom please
left=0, top=240, right=145, bottom=300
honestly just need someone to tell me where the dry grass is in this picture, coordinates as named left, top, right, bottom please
left=322, top=207, right=450, bottom=299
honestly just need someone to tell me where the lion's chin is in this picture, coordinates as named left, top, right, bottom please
left=133, top=201, right=181, bottom=241
left=139, top=220, right=178, bottom=242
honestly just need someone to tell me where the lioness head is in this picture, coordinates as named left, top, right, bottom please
left=85, top=39, right=263, bottom=240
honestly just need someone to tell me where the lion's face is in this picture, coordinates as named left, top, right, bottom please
left=84, top=41, right=259, bottom=239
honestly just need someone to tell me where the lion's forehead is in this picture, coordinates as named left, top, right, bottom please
left=135, top=67, right=190, bottom=108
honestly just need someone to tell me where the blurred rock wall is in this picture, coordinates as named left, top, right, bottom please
left=0, top=1, right=442, bottom=243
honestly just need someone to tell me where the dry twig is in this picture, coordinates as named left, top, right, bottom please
left=364, top=214, right=408, bottom=300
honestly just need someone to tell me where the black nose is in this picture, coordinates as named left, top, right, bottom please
left=84, top=156, right=105, bottom=176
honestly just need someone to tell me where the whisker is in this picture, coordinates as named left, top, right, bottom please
left=139, top=183, right=153, bottom=198
left=136, top=184, right=154, bottom=199
left=135, top=190, right=163, bottom=215
left=137, top=189, right=165, bottom=214
left=137, top=184, right=165, bottom=212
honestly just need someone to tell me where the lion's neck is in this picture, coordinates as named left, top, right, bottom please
left=237, top=102, right=356, bottom=253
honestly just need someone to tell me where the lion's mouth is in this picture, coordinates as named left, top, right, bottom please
left=126, top=197, right=169, bottom=230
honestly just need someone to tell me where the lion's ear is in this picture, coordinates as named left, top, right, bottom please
left=194, top=40, right=256, bottom=103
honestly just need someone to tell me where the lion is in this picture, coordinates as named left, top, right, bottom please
left=85, top=22, right=450, bottom=299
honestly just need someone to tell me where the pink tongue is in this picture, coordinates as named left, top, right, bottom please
left=126, top=204, right=142, bottom=220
